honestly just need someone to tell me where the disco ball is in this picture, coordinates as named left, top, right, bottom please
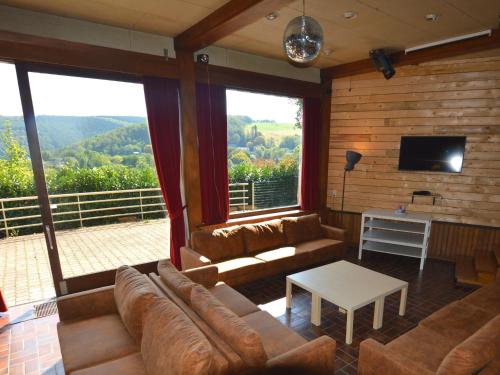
left=283, top=15, right=323, bottom=64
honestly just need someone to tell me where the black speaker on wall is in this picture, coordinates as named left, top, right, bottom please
left=369, top=49, right=395, bottom=80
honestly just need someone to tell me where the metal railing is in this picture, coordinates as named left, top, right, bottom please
left=0, top=188, right=167, bottom=238
left=0, top=184, right=253, bottom=238
left=0, top=179, right=296, bottom=238
left=229, top=182, right=253, bottom=212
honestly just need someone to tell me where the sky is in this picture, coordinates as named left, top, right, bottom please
left=0, top=62, right=299, bottom=123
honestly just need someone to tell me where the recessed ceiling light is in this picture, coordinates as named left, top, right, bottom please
left=266, top=12, right=279, bottom=21
left=425, top=13, right=439, bottom=21
left=343, top=11, right=358, bottom=20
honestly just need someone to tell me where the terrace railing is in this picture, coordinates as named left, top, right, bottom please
left=0, top=184, right=253, bottom=238
left=1, top=178, right=297, bottom=238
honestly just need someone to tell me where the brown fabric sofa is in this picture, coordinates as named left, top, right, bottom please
left=150, top=259, right=337, bottom=375
left=57, top=261, right=337, bottom=375
left=181, top=213, right=345, bottom=285
left=358, top=280, right=500, bottom=375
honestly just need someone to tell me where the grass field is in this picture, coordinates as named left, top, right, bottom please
left=244, top=122, right=301, bottom=141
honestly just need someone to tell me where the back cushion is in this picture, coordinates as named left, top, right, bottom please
left=157, top=260, right=196, bottom=304
left=242, top=219, right=286, bottom=255
left=191, top=285, right=267, bottom=367
left=191, top=225, right=245, bottom=262
left=282, top=214, right=322, bottom=245
left=437, top=314, right=500, bottom=375
left=114, top=266, right=158, bottom=342
left=142, top=297, right=214, bottom=375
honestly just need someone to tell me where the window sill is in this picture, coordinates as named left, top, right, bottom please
left=198, top=206, right=310, bottom=231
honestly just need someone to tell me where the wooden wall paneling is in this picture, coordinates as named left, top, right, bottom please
left=177, top=50, right=203, bottom=232
left=326, top=54, right=500, bottom=260
left=327, top=211, right=500, bottom=261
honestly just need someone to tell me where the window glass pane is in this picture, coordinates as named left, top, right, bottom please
left=27, top=72, right=169, bottom=279
left=0, top=62, right=52, bottom=306
left=226, top=89, right=302, bottom=213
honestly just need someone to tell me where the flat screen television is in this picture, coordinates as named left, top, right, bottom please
left=398, top=136, right=466, bottom=173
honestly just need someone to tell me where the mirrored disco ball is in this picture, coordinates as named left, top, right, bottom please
left=283, top=15, right=323, bottom=64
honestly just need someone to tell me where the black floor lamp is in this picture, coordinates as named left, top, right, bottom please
left=340, top=150, right=362, bottom=226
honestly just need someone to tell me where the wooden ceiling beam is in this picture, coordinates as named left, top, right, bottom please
left=174, top=0, right=294, bottom=52
left=321, top=28, right=500, bottom=80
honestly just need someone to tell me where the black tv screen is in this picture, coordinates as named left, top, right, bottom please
left=398, top=136, right=466, bottom=173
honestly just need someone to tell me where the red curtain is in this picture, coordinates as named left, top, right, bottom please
left=300, top=97, right=322, bottom=210
left=0, top=290, right=7, bottom=312
left=196, top=83, right=229, bottom=224
left=143, top=77, right=185, bottom=269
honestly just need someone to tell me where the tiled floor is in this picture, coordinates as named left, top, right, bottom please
left=0, top=249, right=476, bottom=374
left=0, top=220, right=170, bottom=307
left=235, top=249, right=477, bottom=374
left=0, top=304, right=62, bottom=375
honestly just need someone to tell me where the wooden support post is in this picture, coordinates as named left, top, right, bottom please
left=177, top=50, right=203, bottom=233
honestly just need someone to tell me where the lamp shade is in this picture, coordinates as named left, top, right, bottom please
left=345, top=150, right=362, bottom=171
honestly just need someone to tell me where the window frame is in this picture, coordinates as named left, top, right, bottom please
left=225, top=87, right=304, bottom=218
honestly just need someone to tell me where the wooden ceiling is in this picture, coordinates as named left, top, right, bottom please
left=2, top=0, right=500, bottom=68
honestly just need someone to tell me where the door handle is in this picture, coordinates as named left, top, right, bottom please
left=45, top=225, right=54, bottom=250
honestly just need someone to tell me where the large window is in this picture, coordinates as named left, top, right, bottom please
left=226, top=89, right=302, bottom=213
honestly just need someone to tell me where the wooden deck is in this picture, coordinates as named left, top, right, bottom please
left=0, top=220, right=170, bottom=307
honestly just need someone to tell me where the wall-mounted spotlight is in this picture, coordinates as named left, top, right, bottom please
left=197, top=53, right=209, bottom=64
left=369, top=49, right=395, bottom=80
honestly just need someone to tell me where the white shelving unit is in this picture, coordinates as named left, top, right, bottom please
left=358, top=209, right=432, bottom=270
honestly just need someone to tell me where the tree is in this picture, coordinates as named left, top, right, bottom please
left=0, top=122, right=35, bottom=197
left=289, top=98, right=303, bottom=129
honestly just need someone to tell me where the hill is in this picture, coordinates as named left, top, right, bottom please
left=0, top=115, right=146, bottom=156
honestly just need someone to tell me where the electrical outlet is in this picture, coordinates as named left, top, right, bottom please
left=331, top=191, right=337, bottom=198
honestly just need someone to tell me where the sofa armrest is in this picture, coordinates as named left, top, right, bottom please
left=265, top=336, right=336, bottom=375
left=182, top=265, right=219, bottom=288
left=358, top=339, right=434, bottom=375
left=321, top=224, right=345, bottom=242
left=180, top=246, right=212, bottom=271
left=57, top=285, right=117, bottom=322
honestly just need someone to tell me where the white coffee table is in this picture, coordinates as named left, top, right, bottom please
left=286, top=260, right=408, bottom=344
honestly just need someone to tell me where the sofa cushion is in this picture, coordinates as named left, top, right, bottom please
left=282, top=214, right=322, bottom=245
left=254, top=246, right=309, bottom=273
left=58, top=314, right=138, bottom=374
left=214, top=257, right=265, bottom=280
left=242, top=219, right=286, bottom=255
left=386, top=326, right=457, bottom=373
left=295, top=238, right=344, bottom=263
left=420, top=301, right=497, bottom=343
left=72, top=353, right=146, bottom=375
left=209, top=282, right=260, bottom=317
left=243, top=310, right=308, bottom=359
left=191, top=225, right=245, bottom=262
left=114, top=266, right=158, bottom=342
left=461, top=280, right=500, bottom=314
left=158, top=259, right=196, bottom=304
left=142, top=297, right=215, bottom=375
left=191, top=284, right=268, bottom=367
left=437, top=314, right=500, bottom=375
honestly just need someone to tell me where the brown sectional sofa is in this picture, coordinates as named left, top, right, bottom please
left=181, top=213, right=346, bottom=285
left=57, top=260, right=337, bottom=375
left=358, top=280, right=500, bottom=375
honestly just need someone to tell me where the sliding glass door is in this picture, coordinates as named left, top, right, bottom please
left=0, top=62, right=55, bottom=306
left=10, top=64, right=170, bottom=297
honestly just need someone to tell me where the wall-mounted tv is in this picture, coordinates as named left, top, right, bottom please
left=398, top=136, right=466, bottom=173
